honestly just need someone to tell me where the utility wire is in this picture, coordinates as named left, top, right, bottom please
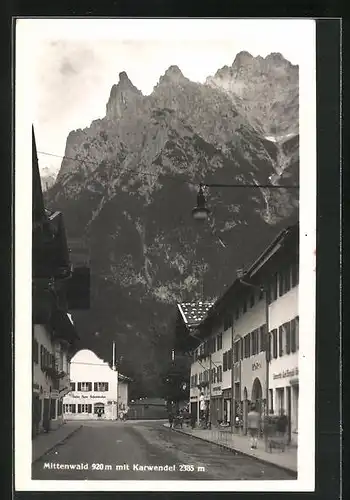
left=38, top=150, right=299, bottom=190
left=38, top=150, right=199, bottom=188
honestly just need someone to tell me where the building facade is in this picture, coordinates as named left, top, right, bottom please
left=181, top=223, right=299, bottom=443
left=63, top=349, right=129, bottom=420
left=32, top=317, right=76, bottom=434
left=32, top=128, right=82, bottom=437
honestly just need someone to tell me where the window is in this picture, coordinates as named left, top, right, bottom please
left=250, top=293, right=255, bottom=308
left=227, top=349, right=232, bottom=369
left=291, top=262, right=299, bottom=288
left=210, top=368, right=216, bottom=383
left=217, top=366, right=222, bottom=382
left=234, top=342, right=239, bottom=363
left=278, top=326, right=284, bottom=357
left=77, top=382, right=92, bottom=392
left=70, top=382, right=76, bottom=392
left=259, top=325, right=267, bottom=352
left=285, top=322, right=291, bottom=354
left=272, top=329, right=278, bottom=359
left=244, top=334, right=250, bottom=358
left=216, top=333, right=223, bottom=351
left=251, top=329, right=258, bottom=355
left=94, top=382, right=109, bottom=392
left=33, top=339, right=39, bottom=364
left=64, top=404, right=76, bottom=413
left=279, top=266, right=291, bottom=296
left=295, top=316, right=299, bottom=350
left=223, top=352, right=228, bottom=371
left=269, top=273, right=278, bottom=303
left=269, top=389, right=274, bottom=413
left=78, top=404, right=92, bottom=413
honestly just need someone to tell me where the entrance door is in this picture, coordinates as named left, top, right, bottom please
left=286, top=386, right=292, bottom=443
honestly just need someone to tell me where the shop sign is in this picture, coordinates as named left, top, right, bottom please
left=71, top=393, right=107, bottom=399
left=273, top=367, right=299, bottom=380
left=252, top=361, right=261, bottom=371
left=212, top=386, right=222, bottom=394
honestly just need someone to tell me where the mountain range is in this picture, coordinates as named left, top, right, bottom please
left=43, top=51, right=299, bottom=398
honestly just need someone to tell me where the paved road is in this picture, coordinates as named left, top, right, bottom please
left=32, top=420, right=295, bottom=481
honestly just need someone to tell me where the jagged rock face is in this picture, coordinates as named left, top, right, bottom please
left=41, top=167, right=57, bottom=192
left=206, top=51, right=299, bottom=137
left=46, top=56, right=299, bottom=396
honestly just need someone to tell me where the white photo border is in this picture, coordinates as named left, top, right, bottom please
left=14, top=17, right=316, bottom=492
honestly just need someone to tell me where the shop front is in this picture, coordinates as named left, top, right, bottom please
left=210, top=384, right=223, bottom=425
left=269, top=363, right=299, bottom=446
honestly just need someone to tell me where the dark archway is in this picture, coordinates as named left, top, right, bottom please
left=251, top=378, right=263, bottom=413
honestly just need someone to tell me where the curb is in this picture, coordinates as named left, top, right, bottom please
left=32, top=425, right=83, bottom=464
left=167, top=425, right=297, bottom=476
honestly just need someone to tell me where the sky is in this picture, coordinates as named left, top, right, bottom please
left=16, top=18, right=316, bottom=175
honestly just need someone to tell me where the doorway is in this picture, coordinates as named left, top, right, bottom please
left=251, top=377, right=263, bottom=413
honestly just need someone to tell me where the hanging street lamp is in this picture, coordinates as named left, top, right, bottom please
left=191, top=184, right=211, bottom=221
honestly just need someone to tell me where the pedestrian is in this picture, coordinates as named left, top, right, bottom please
left=168, top=411, right=174, bottom=429
left=247, top=403, right=261, bottom=449
left=276, top=409, right=289, bottom=451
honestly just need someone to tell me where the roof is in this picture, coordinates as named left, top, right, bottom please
left=177, top=302, right=214, bottom=328
left=196, top=222, right=299, bottom=336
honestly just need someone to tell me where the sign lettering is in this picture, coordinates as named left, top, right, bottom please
left=252, top=361, right=261, bottom=371
left=273, top=367, right=299, bottom=380
left=71, top=394, right=107, bottom=399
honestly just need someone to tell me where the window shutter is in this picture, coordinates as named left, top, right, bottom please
left=77, top=382, right=81, bottom=391
left=273, top=330, right=278, bottom=359
left=278, top=326, right=284, bottom=357
left=285, top=322, right=291, bottom=354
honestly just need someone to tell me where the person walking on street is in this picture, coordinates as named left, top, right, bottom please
left=168, top=411, right=174, bottom=429
left=276, top=409, right=288, bottom=451
left=247, top=403, right=261, bottom=449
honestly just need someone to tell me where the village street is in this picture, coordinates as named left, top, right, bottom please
left=32, top=420, right=295, bottom=481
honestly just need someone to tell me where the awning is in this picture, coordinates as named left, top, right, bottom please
left=50, top=309, right=79, bottom=343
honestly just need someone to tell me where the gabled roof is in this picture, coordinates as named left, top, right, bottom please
left=196, top=222, right=299, bottom=336
left=177, top=302, right=214, bottom=328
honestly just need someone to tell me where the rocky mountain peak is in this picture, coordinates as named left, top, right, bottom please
left=206, top=51, right=299, bottom=136
left=158, top=65, right=188, bottom=86
left=106, top=72, right=144, bottom=120
left=232, top=51, right=254, bottom=67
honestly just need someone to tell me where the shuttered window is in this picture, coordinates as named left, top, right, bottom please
left=279, top=326, right=284, bottom=357
left=285, top=322, right=291, bottom=354
left=223, top=352, right=228, bottom=372
left=272, top=329, right=278, bottom=359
